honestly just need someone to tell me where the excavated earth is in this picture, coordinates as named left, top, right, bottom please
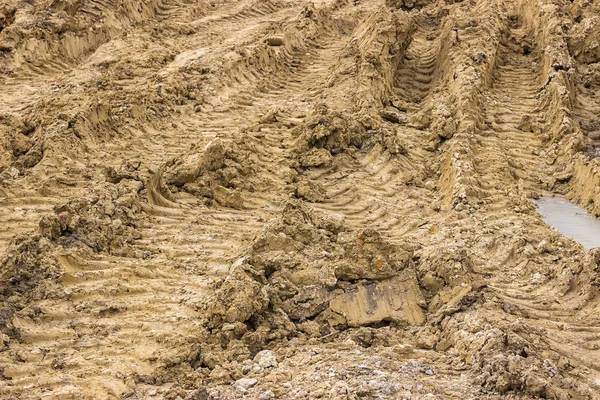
left=2, top=0, right=600, bottom=398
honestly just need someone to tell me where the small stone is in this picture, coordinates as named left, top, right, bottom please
left=242, top=365, right=252, bottom=375
left=209, top=365, right=231, bottom=384
left=392, top=344, right=414, bottom=354
left=381, top=106, right=408, bottom=124
left=112, top=218, right=123, bottom=229
left=260, top=390, right=275, bottom=400
left=282, top=382, right=292, bottom=388
left=184, top=388, right=209, bottom=400
left=254, top=350, right=278, bottom=369
left=416, top=329, right=438, bottom=350
left=39, top=215, right=61, bottom=239
left=57, top=211, right=71, bottom=231
left=425, top=369, right=434, bottom=375
left=5, top=167, right=19, bottom=179
left=212, top=185, right=243, bottom=208
left=436, top=339, right=453, bottom=351
left=221, top=323, right=235, bottom=331
left=421, top=272, right=443, bottom=292
left=234, top=378, right=258, bottom=392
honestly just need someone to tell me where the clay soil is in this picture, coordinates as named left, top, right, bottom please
left=2, top=0, right=600, bottom=398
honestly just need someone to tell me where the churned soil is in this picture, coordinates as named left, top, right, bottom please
left=2, top=0, right=600, bottom=399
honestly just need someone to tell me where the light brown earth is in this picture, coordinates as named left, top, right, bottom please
left=2, top=0, right=600, bottom=398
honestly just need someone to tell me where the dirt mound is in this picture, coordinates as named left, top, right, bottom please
left=163, top=138, right=259, bottom=208
left=208, top=201, right=419, bottom=330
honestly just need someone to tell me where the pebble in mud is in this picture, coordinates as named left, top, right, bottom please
left=381, top=106, right=408, bottom=124
left=254, top=350, right=278, bottom=369
left=234, top=378, right=258, bottom=392
left=260, top=390, right=275, bottom=400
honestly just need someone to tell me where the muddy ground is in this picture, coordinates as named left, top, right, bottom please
left=1, top=0, right=600, bottom=398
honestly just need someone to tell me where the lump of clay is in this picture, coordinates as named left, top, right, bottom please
left=335, top=229, right=414, bottom=280
left=329, top=269, right=426, bottom=327
left=165, top=139, right=228, bottom=186
left=568, top=17, right=600, bottom=64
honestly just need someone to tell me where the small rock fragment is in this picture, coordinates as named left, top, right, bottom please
left=381, top=106, right=408, bottom=124
left=260, top=390, right=275, bottom=400
left=254, top=350, right=278, bottom=369
left=213, top=185, right=243, bottom=209
left=184, top=388, right=209, bottom=400
left=234, top=378, right=258, bottom=392
left=221, top=323, right=235, bottom=331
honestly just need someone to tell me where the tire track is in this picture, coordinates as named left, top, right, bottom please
left=469, top=25, right=545, bottom=210
left=476, top=16, right=600, bottom=390
left=0, top=2, right=353, bottom=397
left=574, top=81, right=600, bottom=158
left=394, top=18, right=442, bottom=107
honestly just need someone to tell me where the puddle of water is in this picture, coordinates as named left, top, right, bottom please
left=533, top=197, right=600, bottom=250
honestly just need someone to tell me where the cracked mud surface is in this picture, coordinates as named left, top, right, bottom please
left=2, top=0, right=600, bottom=398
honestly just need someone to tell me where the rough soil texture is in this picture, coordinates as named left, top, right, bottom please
left=2, top=0, right=600, bottom=399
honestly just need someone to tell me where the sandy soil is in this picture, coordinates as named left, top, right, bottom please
left=2, top=0, right=600, bottom=398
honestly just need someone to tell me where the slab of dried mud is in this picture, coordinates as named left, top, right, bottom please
left=2, top=0, right=600, bottom=398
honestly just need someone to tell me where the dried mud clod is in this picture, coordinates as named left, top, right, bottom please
left=162, top=138, right=258, bottom=208
left=568, top=16, right=600, bottom=64
left=0, top=179, right=145, bottom=354
left=294, top=105, right=369, bottom=156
